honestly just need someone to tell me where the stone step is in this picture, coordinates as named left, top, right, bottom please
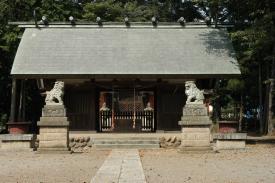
left=178, top=146, right=214, bottom=153
left=92, top=137, right=159, bottom=140
left=93, top=143, right=160, bottom=149
left=92, top=139, right=159, bottom=145
left=92, top=137, right=160, bottom=149
left=36, top=147, right=72, bottom=154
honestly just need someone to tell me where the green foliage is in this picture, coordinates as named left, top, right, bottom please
left=226, top=79, right=244, bottom=94
left=123, top=2, right=156, bottom=21
left=38, top=0, right=83, bottom=21
left=0, top=114, right=7, bottom=127
left=83, top=0, right=123, bottom=21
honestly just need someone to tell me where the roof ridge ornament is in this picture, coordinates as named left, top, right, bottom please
left=124, top=17, right=130, bottom=27
left=69, top=16, right=76, bottom=26
left=41, top=15, right=48, bottom=26
left=151, top=16, right=157, bottom=27
left=205, top=17, right=211, bottom=26
left=96, top=17, right=102, bottom=26
left=177, top=17, right=186, bottom=26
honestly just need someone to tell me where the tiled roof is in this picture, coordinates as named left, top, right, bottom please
left=11, top=27, right=240, bottom=78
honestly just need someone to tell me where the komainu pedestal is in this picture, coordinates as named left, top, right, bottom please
left=37, top=105, right=70, bottom=153
left=178, top=104, right=212, bottom=151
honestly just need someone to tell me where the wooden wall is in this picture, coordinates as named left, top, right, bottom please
left=64, top=84, right=96, bottom=131
left=63, top=81, right=211, bottom=132
left=156, top=84, right=186, bottom=131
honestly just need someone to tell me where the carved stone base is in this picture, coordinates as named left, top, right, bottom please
left=42, top=105, right=67, bottom=117
left=178, top=104, right=212, bottom=150
left=37, top=105, right=70, bottom=153
left=179, top=104, right=212, bottom=126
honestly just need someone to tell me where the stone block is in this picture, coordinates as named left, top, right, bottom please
left=216, top=140, right=246, bottom=150
left=179, top=120, right=212, bottom=126
left=38, top=118, right=69, bottom=127
left=39, top=133, right=68, bottom=141
left=213, top=133, right=247, bottom=140
left=178, top=104, right=212, bottom=126
left=181, top=140, right=210, bottom=147
left=42, top=105, right=66, bottom=117
left=178, top=146, right=213, bottom=153
left=39, top=127, right=68, bottom=133
left=182, top=104, right=208, bottom=116
left=36, top=147, right=71, bottom=154
left=0, top=134, right=35, bottom=151
left=182, top=132, right=210, bottom=140
left=39, top=140, right=68, bottom=148
left=1, top=141, right=32, bottom=149
left=38, top=117, right=68, bottom=122
left=182, top=127, right=210, bottom=133
left=0, top=134, right=34, bottom=141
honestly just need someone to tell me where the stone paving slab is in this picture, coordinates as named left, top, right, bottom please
left=91, top=149, right=146, bottom=183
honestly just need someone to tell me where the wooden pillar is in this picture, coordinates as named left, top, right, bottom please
left=7, top=79, right=31, bottom=134
left=17, top=79, right=26, bottom=121
left=9, top=78, right=17, bottom=122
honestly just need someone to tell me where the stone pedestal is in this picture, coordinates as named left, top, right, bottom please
left=37, top=105, right=70, bottom=153
left=0, top=134, right=34, bottom=151
left=213, top=133, right=247, bottom=150
left=178, top=104, right=212, bottom=151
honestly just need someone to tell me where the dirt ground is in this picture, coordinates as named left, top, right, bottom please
left=140, top=144, right=275, bottom=183
left=0, top=149, right=110, bottom=183
left=1, top=145, right=275, bottom=183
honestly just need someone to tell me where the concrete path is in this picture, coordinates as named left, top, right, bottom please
left=90, top=149, right=146, bottom=183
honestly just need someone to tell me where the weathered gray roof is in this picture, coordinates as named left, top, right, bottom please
left=11, top=27, right=240, bottom=78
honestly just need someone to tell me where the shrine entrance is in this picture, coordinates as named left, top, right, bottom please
left=98, top=88, right=155, bottom=132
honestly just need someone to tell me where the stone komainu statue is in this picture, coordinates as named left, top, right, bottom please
left=185, top=81, right=204, bottom=104
left=45, top=81, right=64, bottom=105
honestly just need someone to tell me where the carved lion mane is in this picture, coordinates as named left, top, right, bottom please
left=185, top=81, right=204, bottom=104
left=45, top=81, right=64, bottom=105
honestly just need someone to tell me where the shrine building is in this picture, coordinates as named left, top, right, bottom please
left=9, top=22, right=240, bottom=133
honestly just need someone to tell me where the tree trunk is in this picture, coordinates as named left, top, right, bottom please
left=267, top=45, right=275, bottom=135
left=238, top=96, right=243, bottom=132
left=259, top=63, right=264, bottom=134
left=267, top=65, right=275, bottom=134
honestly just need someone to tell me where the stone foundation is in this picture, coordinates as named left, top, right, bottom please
left=37, top=105, right=70, bottom=153
left=178, top=104, right=212, bottom=151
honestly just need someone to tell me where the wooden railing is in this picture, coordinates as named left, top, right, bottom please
left=99, top=111, right=154, bottom=132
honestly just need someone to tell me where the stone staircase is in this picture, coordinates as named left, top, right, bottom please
left=91, top=137, right=160, bottom=149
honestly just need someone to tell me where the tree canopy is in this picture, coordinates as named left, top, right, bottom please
left=0, top=0, right=274, bottom=133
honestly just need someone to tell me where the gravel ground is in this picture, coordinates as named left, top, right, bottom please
left=0, top=149, right=110, bottom=183
left=140, top=144, right=275, bottom=183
